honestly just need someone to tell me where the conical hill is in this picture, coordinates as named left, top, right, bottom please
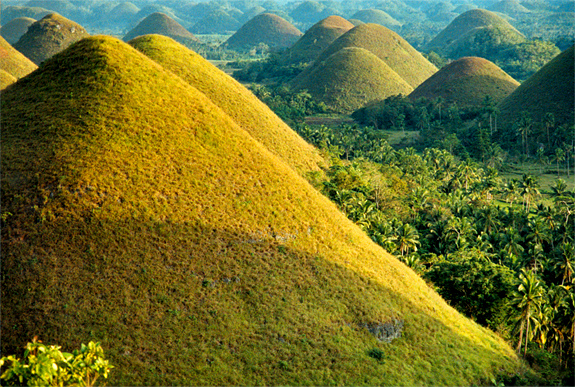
left=13, top=13, right=89, bottom=65
left=128, top=34, right=323, bottom=174
left=290, top=47, right=413, bottom=113
left=425, top=9, right=525, bottom=58
left=313, top=23, right=437, bottom=88
left=349, top=9, right=402, bottom=30
left=223, top=13, right=302, bottom=52
left=280, top=15, right=354, bottom=66
left=498, top=45, right=574, bottom=129
left=1, top=35, right=521, bottom=386
left=123, top=12, right=198, bottom=42
left=190, top=9, right=241, bottom=34
left=0, top=17, right=36, bottom=45
left=0, top=36, right=38, bottom=79
left=488, top=0, right=531, bottom=16
left=409, top=56, right=519, bottom=107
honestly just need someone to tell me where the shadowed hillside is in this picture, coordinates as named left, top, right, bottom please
left=280, top=15, right=354, bottom=66
left=13, top=13, right=89, bottom=65
left=425, top=9, right=525, bottom=58
left=223, top=13, right=302, bottom=52
left=290, top=47, right=413, bottom=113
left=123, top=12, right=198, bottom=42
left=129, top=34, right=324, bottom=174
left=312, top=23, right=437, bottom=88
left=0, top=17, right=36, bottom=45
left=1, top=35, right=521, bottom=386
left=0, top=36, right=38, bottom=79
left=409, top=57, right=519, bottom=107
left=498, top=45, right=574, bottom=129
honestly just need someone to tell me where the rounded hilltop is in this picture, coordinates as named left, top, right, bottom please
left=123, top=12, right=198, bottom=42
left=1, top=34, right=522, bottom=386
left=280, top=15, right=354, bottom=66
left=13, top=13, right=89, bottom=65
left=290, top=46, right=413, bottom=113
left=1, top=17, right=36, bottom=45
left=223, top=13, right=302, bottom=52
left=349, top=9, right=402, bottom=30
left=425, top=9, right=525, bottom=58
left=409, top=57, right=519, bottom=107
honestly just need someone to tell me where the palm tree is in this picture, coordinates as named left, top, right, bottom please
left=519, top=174, right=540, bottom=211
left=509, top=268, right=545, bottom=357
left=555, top=242, right=575, bottom=285
left=502, top=179, right=520, bottom=206
left=555, top=148, right=565, bottom=177
left=394, top=222, right=420, bottom=257
left=516, top=112, right=533, bottom=157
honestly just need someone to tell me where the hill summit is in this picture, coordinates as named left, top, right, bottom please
left=1, top=35, right=521, bottom=385
left=0, top=17, right=36, bottom=45
left=223, top=13, right=302, bottom=52
left=409, top=56, right=519, bottom=107
left=280, top=15, right=354, bottom=66
left=123, top=12, right=198, bottom=43
left=13, top=13, right=89, bottom=65
left=349, top=9, right=402, bottom=30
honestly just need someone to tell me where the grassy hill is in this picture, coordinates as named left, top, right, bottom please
left=349, top=9, right=402, bottom=30
left=0, top=17, right=36, bottom=45
left=123, top=12, right=198, bottom=43
left=1, top=35, right=522, bottom=385
left=290, top=47, right=413, bottom=113
left=498, top=45, right=574, bottom=129
left=409, top=56, right=519, bottom=107
left=280, top=15, right=354, bottom=66
left=313, top=23, right=437, bottom=88
left=0, top=5, right=50, bottom=25
left=0, top=36, right=38, bottom=79
left=13, top=13, right=89, bottom=65
left=488, top=0, right=531, bottom=16
left=0, top=69, right=17, bottom=90
left=190, top=9, right=241, bottom=34
left=223, top=13, right=302, bottom=52
left=128, top=34, right=324, bottom=174
left=425, top=9, right=525, bottom=58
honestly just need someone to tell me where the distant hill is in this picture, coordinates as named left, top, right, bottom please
left=1, top=34, right=521, bottom=386
left=313, top=23, right=437, bottom=88
left=349, top=9, right=402, bottom=30
left=223, top=13, right=302, bottom=52
left=0, top=5, right=50, bottom=25
left=108, top=2, right=140, bottom=26
left=190, top=9, right=241, bottom=34
left=425, top=9, right=525, bottom=58
left=0, top=69, right=17, bottom=90
left=0, top=17, right=36, bottom=45
left=129, top=34, right=324, bottom=174
left=13, top=13, right=89, bottom=65
left=288, top=0, right=339, bottom=25
left=0, top=36, right=38, bottom=79
left=240, top=6, right=266, bottom=23
left=123, top=12, right=198, bottom=42
left=280, top=15, right=354, bottom=66
left=409, top=56, right=519, bottom=107
left=498, top=45, right=574, bottom=130
left=488, top=0, right=531, bottom=16
left=290, top=46, right=413, bottom=113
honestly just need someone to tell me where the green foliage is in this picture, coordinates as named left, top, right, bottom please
left=0, top=338, right=113, bottom=386
left=231, top=52, right=308, bottom=82
left=366, top=348, right=386, bottom=362
left=496, top=40, right=561, bottom=82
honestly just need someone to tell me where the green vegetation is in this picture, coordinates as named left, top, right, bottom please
left=2, top=35, right=523, bottom=385
left=122, top=12, right=198, bottom=42
left=290, top=47, right=413, bottom=113
left=0, top=17, right=36, bottom=45
left=190, top=9, right=241, bottom=35
left=13, top=13, right=89, bottom=65
left=1, top=338, right=113, bottom=386
left=223, top=13, right=302, bottom=53
left=409, top=57, right=519, bottom=108
left=0, top=36, right=38, bottom=79
left=349, top=9, right=402, bottom=30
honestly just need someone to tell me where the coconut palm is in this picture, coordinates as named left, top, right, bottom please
left=519, top=174, right=540, bottom=211
left=555, top=242, right=575, bottom=285
left=394, top=222, right=420, bottom=257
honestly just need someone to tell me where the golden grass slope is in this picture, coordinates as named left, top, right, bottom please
left=280, top=15, right=354, bottom=66
left=1, top=35, right=521, bottom=386
left=498, top=45, right=575, bottom=128
left=0, top=36, right=38, bottom=79
left=123, top=12, right=198, bottom=42
left=128, top=34, right=323, bottom=174
left=0, top=17, right=36, bottom=45
left=425, top=9, right=525, bottom=56
left=291, top=47, right=413, bottom=113
left=313, top=23, right=437, bottom=88
left=13, top=13, right=89, bottom=65
left=0, top=69, right=17, bottom=90
left=224, top=13, right=302, bottom=51
left=409, top=56, right=519, bottom=107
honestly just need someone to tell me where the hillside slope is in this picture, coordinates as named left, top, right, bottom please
left=0, top=69, right=18, bottom=90
left=313, top=23, right=437, bottom=88
left=409, top=56, right=519, bottom=107
left=498, top=45, right=574, bottom=128
left=128, top=34, right=323, bottom=174
left=1, top=35, right=521, bottom=386
left=349, top=9, right=402, bottom=30
left=123, top=12, right=198, bottom=42
left=0, top=17, right=36, bottom=45
left=291, top=47, right=413, bottom=113
left=0, top=36, right=38, bottom=79
left=13, top=13, right=89, bottom=65
left=280, top=15, right=354, bottom=66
